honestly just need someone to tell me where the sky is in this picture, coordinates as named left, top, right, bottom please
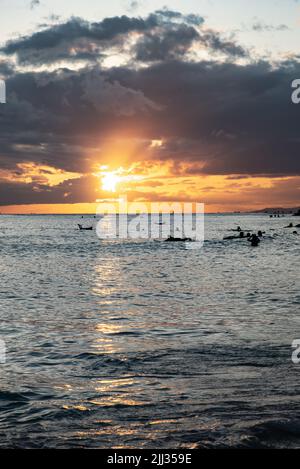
left=0, top=0, right=299, bottom=213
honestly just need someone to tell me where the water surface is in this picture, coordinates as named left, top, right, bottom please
left=0, top=214, right=299, bottom=448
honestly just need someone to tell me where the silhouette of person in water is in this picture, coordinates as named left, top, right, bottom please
left=165, top=236, right=192, bottom=242
left=248, top=234, right=260, bottom=246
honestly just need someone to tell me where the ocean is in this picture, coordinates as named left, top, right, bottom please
left=0, top=213, right=299, bottom=448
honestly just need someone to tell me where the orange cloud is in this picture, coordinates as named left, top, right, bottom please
left=0, top=162, right=80, bottom=187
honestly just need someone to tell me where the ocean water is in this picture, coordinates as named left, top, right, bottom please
left=0, top=213, right=299, bottom=449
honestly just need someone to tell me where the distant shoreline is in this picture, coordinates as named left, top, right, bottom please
left=0, top=211, right=298, bottom=216
left=0, top=206, right=299, bottom=216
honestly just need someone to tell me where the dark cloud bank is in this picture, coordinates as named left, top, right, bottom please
left=0, top=9, right=299, bottom=205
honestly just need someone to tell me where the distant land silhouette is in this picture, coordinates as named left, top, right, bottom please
left=252, top=207, right=300, bottom=214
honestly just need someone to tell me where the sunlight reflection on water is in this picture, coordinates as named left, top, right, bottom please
left=0, top=214, right=299, bottom=448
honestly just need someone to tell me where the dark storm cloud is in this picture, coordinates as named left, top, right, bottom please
left=134, top=25, right=200, bottom=62
left=0, top=9, right=299, bottom=205
left=1, top=59, right=299, bottom=176
left=0, top=59, right=15, bottom=78
left=133, top=10, right=246, bottom=61
left=200, top=30, right=247, bottom=57
left=107, top=59, right=300, bottom=175
left=1, top=10, right=246, bottom=65
left=0, top=175, right=101, bottom=205
left=1, top=15, right=158, bottom=65
left=3, top=16, right=153, bottom=52
left=132, top=9, right=245, bottom=62
left=0, top=66, right=162, bottom=179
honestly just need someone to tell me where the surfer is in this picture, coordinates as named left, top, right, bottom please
left=165, top=236, right=192, bottom=242
left=248, top=234, right=260, bottom=247
left=78, top=224, right=93, bottom=231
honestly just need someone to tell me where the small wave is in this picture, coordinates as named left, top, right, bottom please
left=0, top=391, right=32, bottom=410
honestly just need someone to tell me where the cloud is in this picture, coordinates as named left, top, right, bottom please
left=0, top=59, right=14, bottom=78
left=1, top=10, right=246, bottom=66
left=1, top=59, right=299, bottom=174
left=127, top=1, right=140, bottom=13
left=30, top=0, right=40, bottom=10
left=0, top=175, right=101, bottom=205
left=1, top=15, right=158, bottom=65
left=82, top=72, right=162, bottom=116
left=252, top=21, right=289, bottom=32
left=0, top=10, right=299, bottom=207
left=134, top=24, right=200, bottom=62
left=133, top=9, right=246, bottom=62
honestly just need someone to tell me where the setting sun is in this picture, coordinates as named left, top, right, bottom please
left=101, top=172, right=121, bottom=192
left=94, top=165, right=145, bottom=196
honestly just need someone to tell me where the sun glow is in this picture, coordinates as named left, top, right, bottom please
left=101, top=171, right=121, bottom=192
left=94, top=165, right=145, bottom=194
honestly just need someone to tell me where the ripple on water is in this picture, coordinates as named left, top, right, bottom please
left=0, top=214, right=299, bottom=447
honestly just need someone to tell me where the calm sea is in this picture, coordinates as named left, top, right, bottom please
left=0, top=213, right=299, bottom=448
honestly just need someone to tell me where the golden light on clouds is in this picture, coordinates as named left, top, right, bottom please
left=89, top=159, right=300, bottom=211
left=150, top=139, right=163, bottom=148
left=1, top=156, right=299, bottom=214
left=0, top=162, right=80, bottom=187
